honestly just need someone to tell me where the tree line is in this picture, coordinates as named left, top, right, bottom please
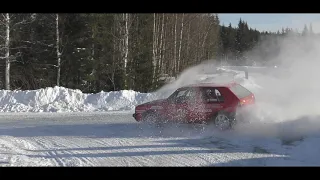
left=0, top=13, right=315, bottom=93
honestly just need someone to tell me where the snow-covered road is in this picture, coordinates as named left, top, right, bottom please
left=0, top=111, right=319, bottom=166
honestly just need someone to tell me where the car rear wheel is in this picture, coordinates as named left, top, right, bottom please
left=214, top=112, right=235, bottom=131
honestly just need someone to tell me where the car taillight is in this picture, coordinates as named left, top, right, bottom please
left=238, top=99, right=246, bottom=106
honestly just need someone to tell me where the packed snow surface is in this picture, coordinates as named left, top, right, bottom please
left=0, top=112, right=320, bottom=166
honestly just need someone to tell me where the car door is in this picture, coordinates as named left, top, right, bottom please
left=166, top=88, right=193, bottom=122
left=180, top=87, right=199, bottom=122
left=165, top=88, right=186, bottom=121
left=183, top=88, right=206, bottom=123
left=199, top=87, right=226, bottom=120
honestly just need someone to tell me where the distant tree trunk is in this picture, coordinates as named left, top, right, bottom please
left=5, top=13, right=10, bottom=90
left=123, top=13, right=129, bottom=89
left=91, top=27, right=95, bottom=61
left=152, top=13, right=157, bottom=84
left=160, top=15, right=167, bottom=75
left=185, top=22, right=191, bottom=69
left=173, top=14, right=177, bottom=75
left=56, top=13, right=61, bottom=87
left=158, top=13, right=165, bottom=76
left=111, top=44, right=116, bottom=91
left=177, top=13, right=184, bottom=73
left=201, top=22, right=210, bottom=60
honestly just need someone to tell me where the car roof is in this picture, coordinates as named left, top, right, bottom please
left=179, top=82, right=238, bottom=89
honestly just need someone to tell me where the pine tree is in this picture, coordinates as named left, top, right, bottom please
left=309, top=23, right=313, bottom=35
left=302, top=24, right=308, bottom=36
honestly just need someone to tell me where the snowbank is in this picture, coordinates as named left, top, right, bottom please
left=0, top=87, right=157, bottom=113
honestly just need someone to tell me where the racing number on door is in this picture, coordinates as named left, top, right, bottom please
left=199, top=87, right=225, bottom=118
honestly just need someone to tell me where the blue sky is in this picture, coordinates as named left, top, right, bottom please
left=218, top=14, right=320, bottom=33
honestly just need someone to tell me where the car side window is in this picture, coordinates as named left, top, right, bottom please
left=168, top=88, right=188, bottom=104
left=176, top=90, right=187, bottom=98
left=173, top=88, right=198, bottom=104
left=214, top=89, right=225, bottom=102
left=185, top=88, right=197, bottom=103
left=200, top=88, right=225, bottom=103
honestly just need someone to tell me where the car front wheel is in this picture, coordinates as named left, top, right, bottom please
left=142, top=111, right=164, bottom=128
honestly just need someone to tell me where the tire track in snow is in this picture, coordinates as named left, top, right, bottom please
left=24, top=137, right=63, bottom=166
left=26, top=137, right=95, bottom=166
left=20, top=134, right=286, bottom=166
left=0, top=136, right=50, bottom=166
left=43, top=137, right=93, bottom=166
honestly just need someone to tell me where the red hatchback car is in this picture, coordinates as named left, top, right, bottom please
left=133, top=82, right=255, bottom=130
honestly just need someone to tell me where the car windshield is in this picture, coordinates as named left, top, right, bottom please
left=229, top=84, right=252, bottom=99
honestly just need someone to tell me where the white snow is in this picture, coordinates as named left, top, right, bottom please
left=0, top=111, right=319, bottom=166
left=0, top=87, right=157, bottom=113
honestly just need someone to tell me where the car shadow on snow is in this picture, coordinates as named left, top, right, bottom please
left=0, top=121, right=227, bottom=138
left=0, top=114, right=318, bottom=140
left=1, top=114, right=320, bottom=140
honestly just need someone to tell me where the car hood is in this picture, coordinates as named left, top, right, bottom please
left=140, top=99, right=167, bottom=106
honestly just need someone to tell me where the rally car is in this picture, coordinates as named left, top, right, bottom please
left=132, top=82, right=255, bottom=130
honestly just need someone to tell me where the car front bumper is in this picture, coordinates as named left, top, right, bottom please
left=133, top=113, right=142, bottom=121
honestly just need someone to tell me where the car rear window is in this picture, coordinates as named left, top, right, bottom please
left=229, top=84, right=252, bottom=99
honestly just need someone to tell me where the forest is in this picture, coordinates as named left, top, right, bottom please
left=0, top=13, right=315, bottom=93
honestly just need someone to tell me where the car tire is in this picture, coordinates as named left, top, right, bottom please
left=213, top=111, right=236, bottom=131
left=141, top=111, right=164, bottom=128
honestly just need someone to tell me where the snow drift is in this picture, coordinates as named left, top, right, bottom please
left=0, top=87, right=157, bottom=112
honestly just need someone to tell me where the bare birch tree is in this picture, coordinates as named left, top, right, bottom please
left=4, top=13, right=10, bottom=90
left=0, top=13, right=35, bottom=90
left=173, top=14, right=178, bottom=75
left=152, top=13, right=157, bottom=84
left=177, top=13, right=184, bottom=73
left=123, top=13, right=129, bottom=88
left=56, top=14, right=61, bottom=87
